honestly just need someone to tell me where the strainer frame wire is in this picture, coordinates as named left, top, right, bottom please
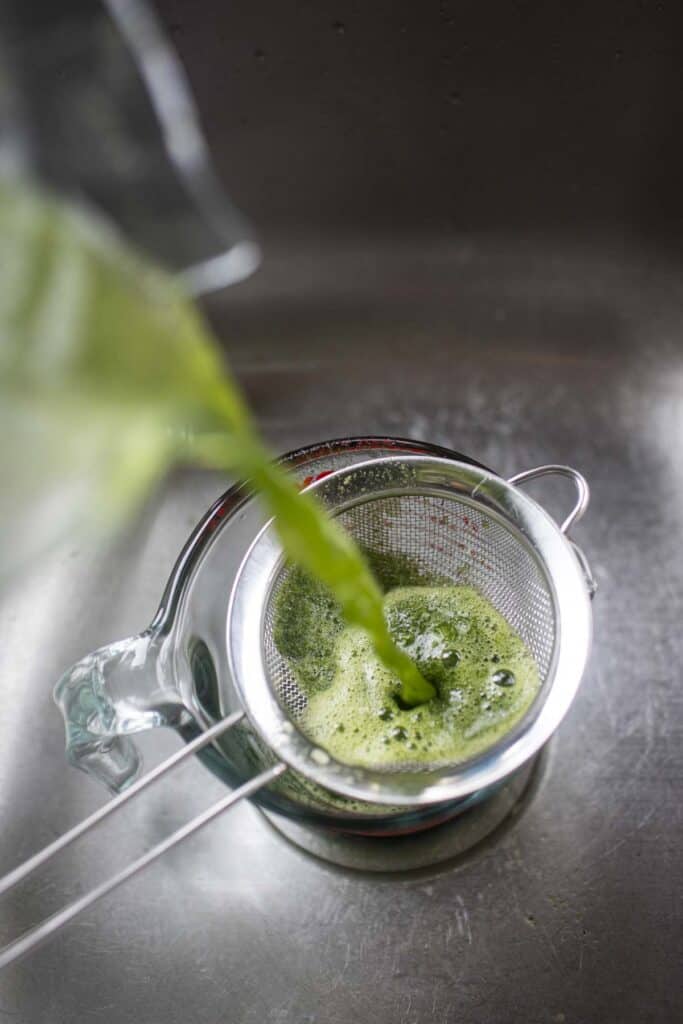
left=227, top=456, right=593, bottom=807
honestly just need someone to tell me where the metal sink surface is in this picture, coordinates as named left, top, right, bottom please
left=1, top=2, right=681, bottom=1021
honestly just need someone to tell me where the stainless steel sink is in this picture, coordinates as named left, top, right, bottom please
left=0, top=2, right=681, bottom=1021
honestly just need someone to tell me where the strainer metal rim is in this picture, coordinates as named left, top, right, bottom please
left=227, top=456, right=592, bottom=806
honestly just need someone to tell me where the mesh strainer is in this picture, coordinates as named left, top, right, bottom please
left=227, top=455, right=594, bottom=807
left=0, top=453, right=594, bottom=967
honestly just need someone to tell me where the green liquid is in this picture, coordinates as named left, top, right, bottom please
left=0, top=177, right=433, bottom=706
left=274, top=571, right=541, bottom=768
left=193, top=428, right=436, bottom=709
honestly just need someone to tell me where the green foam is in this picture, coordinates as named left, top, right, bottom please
left=274, top=574, right=541, bottom=770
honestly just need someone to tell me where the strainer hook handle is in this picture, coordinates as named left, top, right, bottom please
left=507, top=464, right=589, bottom=534
left=508, top=465, right=596, bottom=596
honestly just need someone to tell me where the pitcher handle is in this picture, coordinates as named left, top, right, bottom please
left=54, top=631, right=187, bottom=793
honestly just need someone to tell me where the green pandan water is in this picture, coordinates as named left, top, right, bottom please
left=274, top=568, right=541, bottom=768
left=0, top=177, right=433, bottom=707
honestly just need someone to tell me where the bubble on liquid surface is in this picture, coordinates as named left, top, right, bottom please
left=310, top=747, right=330, bottom=765
left=492, top=669, right=516, bottom=687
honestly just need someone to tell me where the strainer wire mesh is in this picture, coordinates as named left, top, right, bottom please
left=263, top=492, right=555, bottom=760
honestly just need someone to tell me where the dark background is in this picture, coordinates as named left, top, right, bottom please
left=158, top=0, right=683, bottom=246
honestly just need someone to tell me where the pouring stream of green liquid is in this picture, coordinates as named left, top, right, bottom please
left=187, top=428, right=435, bottom=707
left=0, top=178, right=434, bottom=706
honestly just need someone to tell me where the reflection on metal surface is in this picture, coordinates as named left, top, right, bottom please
left=261, top=753, right=544, bottom=872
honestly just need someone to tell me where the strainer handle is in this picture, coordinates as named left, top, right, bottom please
left=508, top=465, right=597, bottom=596
left=507, top=464, right=589, bottom=534
left=0, top=711, right=287, bottom=969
